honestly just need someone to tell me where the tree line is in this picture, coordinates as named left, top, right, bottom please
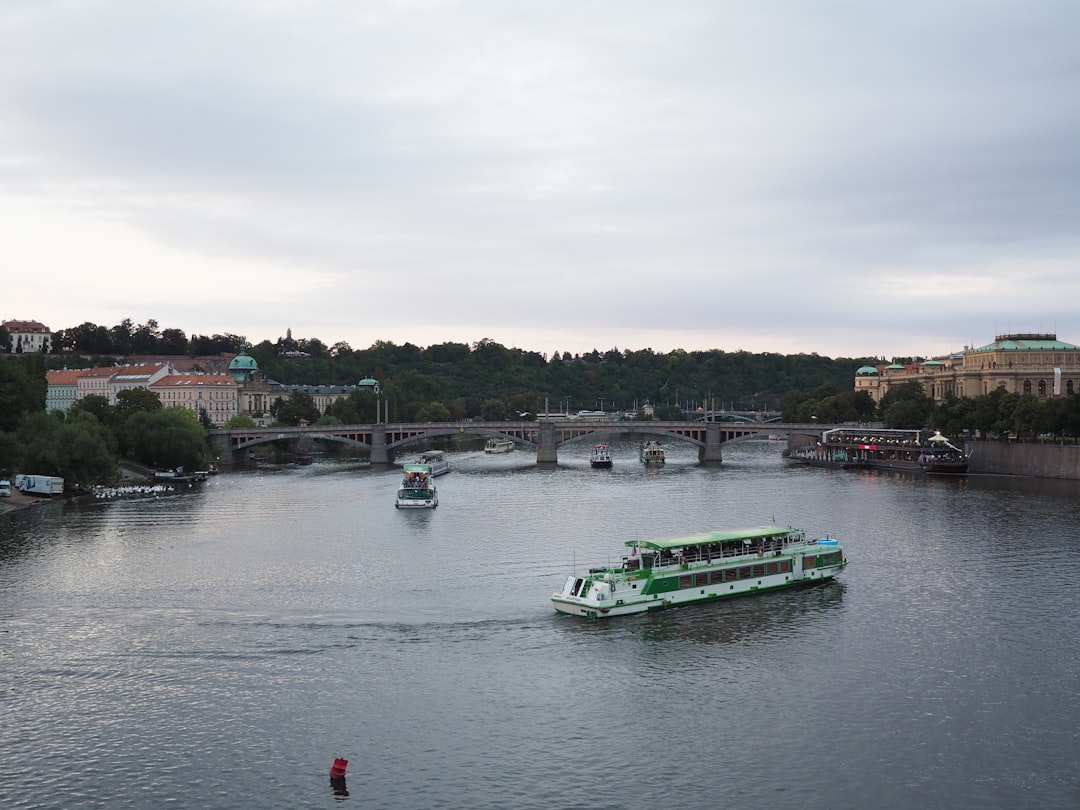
left=31, top=318, right=873, bottom=420
left=782, top=381, right=1080, bottom=440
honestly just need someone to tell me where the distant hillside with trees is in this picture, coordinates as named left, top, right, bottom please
left=43, top=318, right=874, bottom=420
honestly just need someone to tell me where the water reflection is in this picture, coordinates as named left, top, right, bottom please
left=637, top=580, right=846, bottom=646
left=330, top=775, right=349, bottom=799
left=5, top=449, right=1080, bottom=809
left=550, top=580, right=846, bottom=647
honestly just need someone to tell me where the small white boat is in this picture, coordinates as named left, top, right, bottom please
left=396, top=463, right=438, bottom=509
left=484, top=438, right=515, bottom=454
left=414, top=450, right=452, bottom=476
left=553, top=525, right=847, bottom=618
left=639, top=440, right=665, bottom=465
left=590, top=444, right=613, bottom=468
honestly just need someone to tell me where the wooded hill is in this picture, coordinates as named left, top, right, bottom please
left=39, top=319, right=877, bottom=420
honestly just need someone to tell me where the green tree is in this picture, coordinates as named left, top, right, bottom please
left=115, top=387, right=163, bottom=422
left=15, top=411, right=116, bottom=487
left=480, top=399, right=506, bottom=420
left=415, top=402, right=451, bottom=422
left=274, top=392, right=321, bottom=425
left=124, top=408, right=208, bottom=471
left=0, top=358, right=45, bottom=432
left=70, top=395, right=117, bottom=431
left=225, top=414, right=258, bottom=428
left=56, top=411, right=118, bottom=486
left=1010, top=395, right=1046, bottom=438
left=971, top=388, right=1006, bottom=437
left=879, top=382, right=933, bottom=428
left=159, top=328, right=189, bottom=355
left=930, top=394, right=977, bottom=438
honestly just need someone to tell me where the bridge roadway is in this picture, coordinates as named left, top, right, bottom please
left=209, top=420, right=815, bottom=466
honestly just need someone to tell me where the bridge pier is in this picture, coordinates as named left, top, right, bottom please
left=208, top=433, right=237, bottom=466
left=699, top=422, right=724, bottom=463
left=370, top=424, right=390, bottom=466
left=536, top=421, right=558, bottom=465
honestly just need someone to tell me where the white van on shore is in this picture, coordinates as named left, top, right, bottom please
left=0, top=479, right=11, bottom=497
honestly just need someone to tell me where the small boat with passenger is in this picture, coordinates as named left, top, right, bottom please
left=639, top=440, right=665, bottom=465
left=395, top=463, right=439, bottom=509
left=552, top=524, right=847, bottom=619
left=484, top=438, right=515, bottom=454
left=413, top=450, right=452, bottom=476
left=590, top=444, right=613, bottom=468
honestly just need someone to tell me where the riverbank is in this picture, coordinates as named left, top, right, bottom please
left=0, top=489, right=59, bottom=514
left=966, top=439, right=1080, bottom=479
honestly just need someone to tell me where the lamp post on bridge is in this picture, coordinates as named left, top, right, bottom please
left=357, top=377, right=382, bottom=423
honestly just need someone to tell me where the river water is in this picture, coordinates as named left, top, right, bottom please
left=2, top=437, right=1079, bottom=809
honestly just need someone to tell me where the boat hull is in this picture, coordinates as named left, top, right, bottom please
left=552, top=561, right=845, bottom=618
left=552, top=572, right=842, bottom=618
left=396, top=493, right=438, bottom=508
left=792, top=457, right=967, bottom=474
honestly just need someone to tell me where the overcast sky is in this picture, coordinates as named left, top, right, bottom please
left=3, top=1, right=1079, bottom=361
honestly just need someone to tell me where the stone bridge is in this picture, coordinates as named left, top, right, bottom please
left=208, top=420, right=812, bottom=465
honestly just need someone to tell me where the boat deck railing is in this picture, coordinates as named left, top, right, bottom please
left=620, top=536, right=811, bottom=572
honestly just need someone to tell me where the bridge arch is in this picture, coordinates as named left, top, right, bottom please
left=209, top=420, right=817, bottom=466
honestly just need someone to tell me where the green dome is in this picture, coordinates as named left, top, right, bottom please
left=228, top=353, right=259, bottom=382
left=357, top=377, right=381, bottom=393
left=855, top=366, right=879, bottom=376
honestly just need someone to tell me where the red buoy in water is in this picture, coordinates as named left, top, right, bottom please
left=330, top=758, right=348, bottom=778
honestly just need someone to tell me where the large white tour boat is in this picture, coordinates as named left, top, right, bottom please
left=484, top=438, right=515, bottom=454
left=639, top=440, right=665, bottom=465
left=552, top=525, right=847, bottom=618
left=413, top=450, right=452, bottom=476
left=395, top=463, right=439, bottom=509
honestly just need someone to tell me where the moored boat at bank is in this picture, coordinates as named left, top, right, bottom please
left=590, top=444, right=613, bottom=468
left=484, top=438, right=515, bottom=454
left=787, top=428, right=969, bottom=474
left=639, top=440, right=665, bottom=465
left=552, top=525, right=847, bottom=618
left=396, top=463, right=438, bottom=508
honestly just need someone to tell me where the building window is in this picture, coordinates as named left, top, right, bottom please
left=1038, top=380, right=1047, bottom=397
left=1023, top=380, right=1032, bottom=394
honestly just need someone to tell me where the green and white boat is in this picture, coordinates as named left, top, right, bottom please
left=396, top=463, right=439, bottom=509
left=552, top=525, right=846, bottom=618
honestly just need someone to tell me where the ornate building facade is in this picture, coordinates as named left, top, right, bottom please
left=3, top=319, right=52, bottom=353
left=855, top=333, right=1080, bottom=403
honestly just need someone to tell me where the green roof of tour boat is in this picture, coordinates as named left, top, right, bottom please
left=403, top=463, right=432, bottom=474
left=627, top=525, right=796, bottom=551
